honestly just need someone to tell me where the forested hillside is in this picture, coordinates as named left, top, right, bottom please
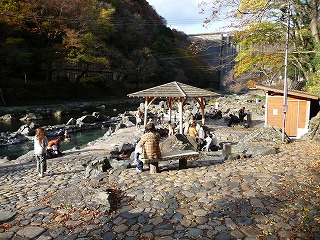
left=0, top=0, right=217, bottom=105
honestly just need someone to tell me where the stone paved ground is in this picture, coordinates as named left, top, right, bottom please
left=0, top=122, right=319, bottom=240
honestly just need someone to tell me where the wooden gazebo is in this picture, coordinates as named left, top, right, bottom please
left=127, top=81, right=219, bottom=134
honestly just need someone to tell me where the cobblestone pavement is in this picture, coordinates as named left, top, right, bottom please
left=0, top=125, right=319, bottom=240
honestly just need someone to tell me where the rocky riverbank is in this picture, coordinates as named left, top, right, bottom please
left=1, top=93, right=319, bottom=239
left=0, top=111, right=319, bottom=239
left=0, top=99, right=143, bottom=160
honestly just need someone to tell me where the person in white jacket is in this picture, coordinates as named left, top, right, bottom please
left=34, top=127, right=48, bottom=177
left=203, top=131, right=219, bottom=151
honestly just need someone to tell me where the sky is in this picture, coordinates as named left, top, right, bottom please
left=146, top=0, right=224, bottom=35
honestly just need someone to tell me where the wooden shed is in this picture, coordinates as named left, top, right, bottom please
left=256, top=85, right=319, bottom=138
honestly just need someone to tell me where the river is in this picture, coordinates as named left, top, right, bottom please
left=0, top=102, right=140, bottom=159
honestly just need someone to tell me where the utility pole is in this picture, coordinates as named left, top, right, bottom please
left=281, top=1, right=291, bottom=142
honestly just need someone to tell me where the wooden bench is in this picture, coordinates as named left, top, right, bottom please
left=141, top=150, right=199, bottom=174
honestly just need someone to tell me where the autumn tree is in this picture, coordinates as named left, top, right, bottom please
left=0, top=0, right=115, bottom=82
left=0, top=0, right=220, bottom=102
left=199, top=0, right=320, bottom=94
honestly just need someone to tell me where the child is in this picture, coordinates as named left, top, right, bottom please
left=133, top=145, right=143, bottom=165
left=203, top=131, right=219, bottom=151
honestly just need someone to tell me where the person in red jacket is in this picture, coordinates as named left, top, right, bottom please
left=47, top=136, right=65, bottom=158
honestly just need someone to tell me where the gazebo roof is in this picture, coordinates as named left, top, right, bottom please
left=127, top=81, right=219, bottom=98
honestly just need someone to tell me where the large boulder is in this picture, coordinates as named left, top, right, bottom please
left=0, top=114, right=14, bottom=121
left=29, top=122, right=40, bottom=130
left=160, top=134, right=196, bottom=152
left=66, top=118, right=76, bottom=125
left=19, top=113, right=43, bottom=121
left=109, top=159, right=131, bottom=170
left=240, top=125, right=290, bottom=144
left=76, top=115, right=98, bottom=124
left=85, top=157, right=112, bottom=179
left=245, top=145, right=277, bottom=157
left=90, top=190, right=115, bottom=213
left=230, top=126, right=286, bottom=158
left=301, top=111, right=320, bottom=142
left=17, top=124, right=35, bottom=136
left=48, top=186, right=115, bottom=213
left=119, top=114, right=135, bottom=127
left=92, top=112, right=109, bottom=121
left=0, top=131, right=30, bottom=146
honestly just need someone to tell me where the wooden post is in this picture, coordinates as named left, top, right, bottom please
left=144, top=97, right=148, bottom=127
left=167, top=97, right=172, bottom=122
left=149, top=162, right=159, bottom=174
left=179, top=158, right=188, bottom=169
left=247, top=112, right=252, bottom=125
left=178, top=97, right=183, bottom=134
left=222, top=143, right=231, bottom=160
left=200, top=97, right=205, bottom=126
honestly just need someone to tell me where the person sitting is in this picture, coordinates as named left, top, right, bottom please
left=227, top=114, right=240, bottom=127
left=47, top=136, right=65, bottom=158
left=188, top=122, right=198, bottom=137
left=203, top=131, right=219, bottom=151
left=136, top=122, right=161, bottom=172
left=188, top=121, right=206, bottom=150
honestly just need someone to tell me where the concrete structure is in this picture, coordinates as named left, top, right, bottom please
left=188, top=32, right=237, bottom=90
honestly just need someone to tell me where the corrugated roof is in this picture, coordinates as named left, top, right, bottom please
left=256, top=85, right=319, bottom=100
left=127, top=81, right=219, bottom=98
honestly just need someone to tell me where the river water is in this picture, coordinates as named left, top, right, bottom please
left=0, top=103, right=140, bottom=160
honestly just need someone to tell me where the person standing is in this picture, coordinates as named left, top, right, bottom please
left=64, top=130, right=71, bottom=142
left=136, top=122, right=161, bottom=172
left=166, top=121, right=174, bottom=136
left=135, top=108, right=144, bottom=129
left=34, top=127, right=48, bottom=177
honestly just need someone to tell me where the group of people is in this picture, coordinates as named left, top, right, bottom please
left=186, top=119, right=219, bottom=152
left=133, top=118, right=220, bottom=172
left=135, top=108, right=175, bottom=136
left=132, top=106, right=250, bottom=172
left=34, top=128, right=66, bottom=177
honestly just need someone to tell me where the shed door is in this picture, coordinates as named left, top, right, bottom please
left=286, top=101, right=298, bottom=136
